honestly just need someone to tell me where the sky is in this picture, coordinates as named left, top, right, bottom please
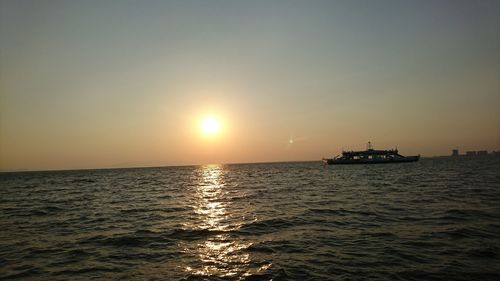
left=1, top=0, right=499, bottom=171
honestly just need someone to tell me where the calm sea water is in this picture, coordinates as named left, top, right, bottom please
left=1, top=157, right=500, bottom=280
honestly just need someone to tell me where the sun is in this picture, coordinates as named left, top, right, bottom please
left=201, top=117, right=221, bottom=135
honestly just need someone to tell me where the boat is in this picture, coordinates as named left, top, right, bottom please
left=323, top=142, right=420, bottom=165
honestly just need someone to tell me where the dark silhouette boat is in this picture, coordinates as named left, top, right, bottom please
left=323, top=142, right=420, bottom=165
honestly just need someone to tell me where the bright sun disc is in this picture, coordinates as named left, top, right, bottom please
left=201, top=117, right=220, bottom=135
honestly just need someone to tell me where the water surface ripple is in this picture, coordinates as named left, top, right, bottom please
left=1, top=158, right=499, bottom=280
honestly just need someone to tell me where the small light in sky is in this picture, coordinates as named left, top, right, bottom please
left=289, top=139, right=294, bottom=144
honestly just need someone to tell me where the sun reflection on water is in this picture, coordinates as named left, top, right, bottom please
left=183, top=164, right=254, bottom=278
left=194, top=165, right=227, bottom=230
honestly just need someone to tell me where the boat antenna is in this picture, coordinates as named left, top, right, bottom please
left=367, top=141, right=373, bottom=150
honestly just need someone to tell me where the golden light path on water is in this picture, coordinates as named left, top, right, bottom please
left=182, top=164, right=265, bottom=279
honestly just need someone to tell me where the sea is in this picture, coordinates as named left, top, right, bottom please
left=1, top=157, right=499, bottom=280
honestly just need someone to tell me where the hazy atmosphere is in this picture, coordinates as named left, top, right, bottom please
left=2, top=2, right=500, bottom=280
left=1, top=0, right=499, bottom=171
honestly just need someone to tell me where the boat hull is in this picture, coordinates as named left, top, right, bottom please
left=323, top=155, right=420, bottom=165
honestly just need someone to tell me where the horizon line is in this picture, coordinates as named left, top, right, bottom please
left=1, top=154, right=489, bottom=173
left=0, top=159, right=321, bottom=174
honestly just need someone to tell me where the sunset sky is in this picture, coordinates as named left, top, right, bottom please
left=1, top=0, right=499, bottom=171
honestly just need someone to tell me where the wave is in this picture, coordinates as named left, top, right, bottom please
left=80, top=230, right=173, bottom=248
left=168, top=228, right=228, bottom=240
left=51, top=266, right=121, bottom=276
left=69, top=178, right=96, bottom=183
left=236, top=217, right=304, bottom=235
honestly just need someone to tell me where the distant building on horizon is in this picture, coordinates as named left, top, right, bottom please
left=466, top=151, right=477, bottom=156
left=448, top=149, right=499, bottom=157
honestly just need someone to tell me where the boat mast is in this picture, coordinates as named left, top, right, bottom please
left=367, top=141, right=373, bottom=150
